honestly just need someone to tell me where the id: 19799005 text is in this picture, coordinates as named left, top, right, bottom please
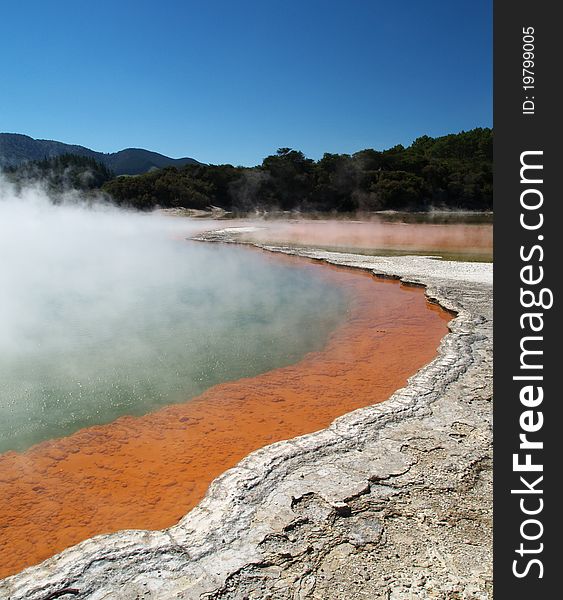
left=522, top=27, right=535, bottom=115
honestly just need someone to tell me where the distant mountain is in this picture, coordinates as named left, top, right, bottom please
left=0, top=133, right=201, bottom=176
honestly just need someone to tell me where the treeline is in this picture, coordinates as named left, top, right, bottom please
left=3, top=154, right=114, bottom=193
left=3, top=129, right=492, bottom=212
left=103, top=128, right=492, bottom=212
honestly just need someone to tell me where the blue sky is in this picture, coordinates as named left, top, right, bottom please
left=1, top=0, right=491, bottom=166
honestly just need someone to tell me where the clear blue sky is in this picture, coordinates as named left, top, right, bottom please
left=1, top=0, right=491, bottom=166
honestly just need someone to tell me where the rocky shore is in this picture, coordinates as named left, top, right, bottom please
left=0, top=229, right=492, bottom=600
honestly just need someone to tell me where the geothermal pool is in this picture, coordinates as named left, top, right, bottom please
left=0, top=195, right=452, bottom=579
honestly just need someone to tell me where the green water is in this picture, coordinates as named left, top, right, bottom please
left=0, top=243, right=348, bottom=453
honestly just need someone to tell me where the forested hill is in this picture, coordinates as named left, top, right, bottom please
left=102, top=128, right=492, bottom=212
left=0, top=133, right=200, bottom=175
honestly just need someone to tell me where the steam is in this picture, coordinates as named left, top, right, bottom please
left=0, top=177, right=346, bottom=452
left=0, top=177, right=210, bottom=359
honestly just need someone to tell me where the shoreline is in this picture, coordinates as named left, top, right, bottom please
left=0, top=232, right=492, bottom=599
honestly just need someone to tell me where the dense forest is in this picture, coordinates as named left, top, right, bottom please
left=4, top=129, right=492, bottom=212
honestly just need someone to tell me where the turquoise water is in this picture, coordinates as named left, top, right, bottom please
left=0, top=241, right=348, bottom=453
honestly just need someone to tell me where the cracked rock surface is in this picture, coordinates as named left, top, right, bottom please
left=0, top=233, right=492, bottom=600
